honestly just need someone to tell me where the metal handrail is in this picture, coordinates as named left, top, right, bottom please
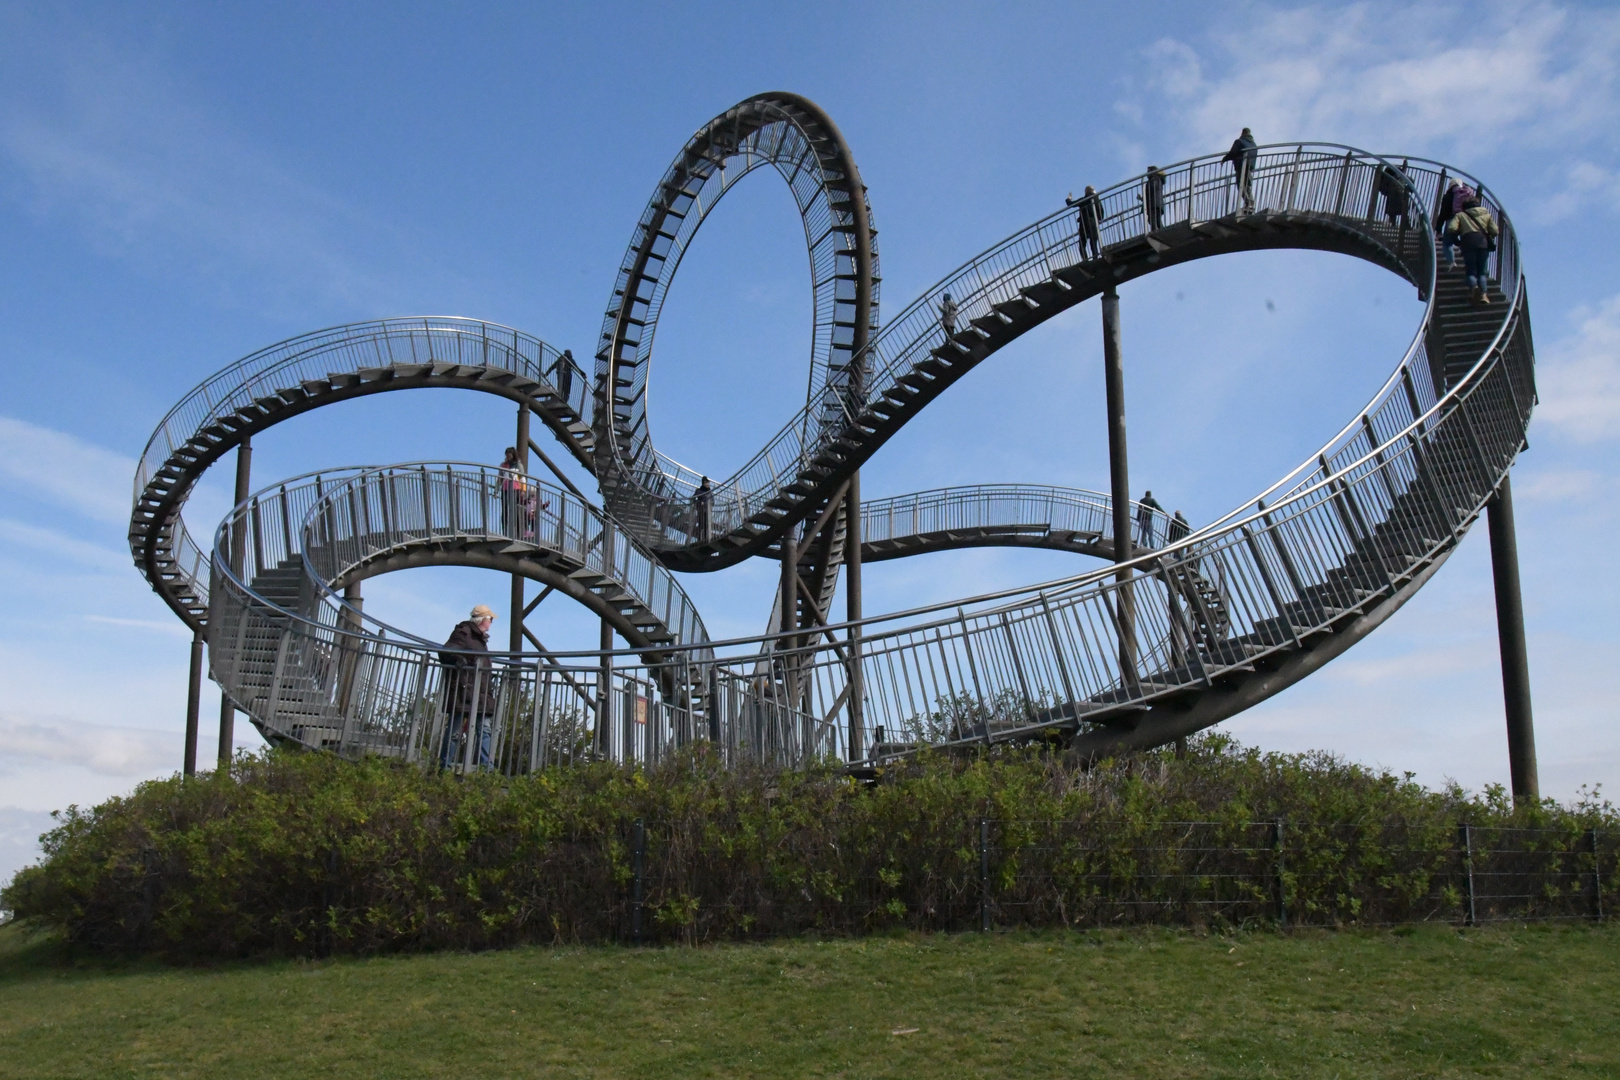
left=601, top=145, right=1461, bottom=557
left=173, top=139, right=1530, bottom=772
left=131, top=318, right=592, bottom=620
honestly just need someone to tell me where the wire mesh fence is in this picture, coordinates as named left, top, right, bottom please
left=608, top=819, right=1614, bottom=944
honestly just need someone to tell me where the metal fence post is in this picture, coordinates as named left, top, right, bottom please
left=1274, top=819, right=1288, bottom=928
left=632, top=818, right=646, bottom=945
left=1461, top=823, right=1477, bottom=927
left=1592, top=828, right=1605, bottom=923
left=980, top=818, right=990, bottom=933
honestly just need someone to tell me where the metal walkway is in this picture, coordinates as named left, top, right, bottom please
left=129, top=96, right=1535, bottom=772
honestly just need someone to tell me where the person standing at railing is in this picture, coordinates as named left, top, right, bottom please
left=1224, top=129, right=1258, bottom=213
left=1142, top=166, right=1167, bottom=231
left=1167, top=510, right=1191, bottom=545
left=438, top=605, right=499, bottom=770
left=499, top=447, right=528, bottom=536
left=1136, top=490, right=1164, bottom=548
left=1434, top=180, right=1475, bottom=270
left=938, top=292, right=959, bottom=342
left=1378, top=161, right=1412, bottom=229
left=693, top=475, right=712, bottom=543
left=1445, top=197, right=1499, bottom=305
left=1066, top=186, right=1104, bottom=260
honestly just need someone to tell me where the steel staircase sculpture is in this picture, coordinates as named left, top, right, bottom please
left=129, top=91, right=1534, bottom=771
left=130, top=319, right=596, bottom=629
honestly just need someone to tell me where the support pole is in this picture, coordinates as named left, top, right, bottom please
left=219, top=436, right=251, bottom=771
left=337, top=581, right=363, bottom=716
left=780, top=530, right=799, bottom=705
left=1487, top=476, right=1538, bottom=804
left=184, top=628, right=203, bottom=777
left=511, top=404, right=531, bottom=655
left=1101, top=286, right=1136, bottom=680
left=845, top=471, right=864, bottom=761
left=596, top=486, right=614, bottom=761
left=598, top=618, right=613, bottom=760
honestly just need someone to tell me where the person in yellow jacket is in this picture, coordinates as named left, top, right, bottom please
left=1445, top=197, right=1500, bottom=304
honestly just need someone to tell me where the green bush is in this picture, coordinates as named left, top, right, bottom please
left=4, top=736, right=1615, bottom=959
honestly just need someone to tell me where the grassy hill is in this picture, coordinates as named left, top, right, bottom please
left=2, top=921, right=1617, bottom=1078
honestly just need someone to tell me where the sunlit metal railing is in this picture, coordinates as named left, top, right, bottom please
left=131, top=318, right=592, bottom=619
left=604, top=146, right=1472, bottom=556
left=198, top=146, right=1532, bottom=771
left=860, top=485, right=1170, bottom=556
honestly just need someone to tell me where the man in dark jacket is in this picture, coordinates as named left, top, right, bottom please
left=1136, top=490, right=1165, bottom=548
left=1066, top=186, right=1105, bottom=259
left=1224, top=128, right=1258, bottom=212
left=1143, top=166, right=1167, bottom=230
left=693, top=475, right=713, bottom=542
left=439, top=604, right=498, bottom=769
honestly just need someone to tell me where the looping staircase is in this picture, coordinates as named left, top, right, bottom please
left=129, top=103, right=1535, bottom=769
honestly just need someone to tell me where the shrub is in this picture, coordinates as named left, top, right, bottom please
left=3, top=736, right=1615, bottom=959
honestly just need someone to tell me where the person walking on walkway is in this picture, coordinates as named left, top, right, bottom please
left=439, top=604, right=499, bottom=770
left=1445, top=197, right=1499, bottom=304
left=693, top=475, right=713, bottom=543
left=938, top=291, right=959, bottom=341
left=1066, top=186, right=1104, bottom=260
left=1224, top=128, right=1258, bottom=212
left=1434, top=180, right=1474, bottom=269
left=1142, top=166, right=1167, bottom=230
left=1136, top=490, right=1164, bottom=548
left=1167, top=509, right=1191, bottom=545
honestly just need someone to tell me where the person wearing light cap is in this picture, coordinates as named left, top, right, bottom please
left=438, top=604, right=499, bottom=769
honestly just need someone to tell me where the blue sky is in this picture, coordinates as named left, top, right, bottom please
left=2, top=1, right=1618, bottom=881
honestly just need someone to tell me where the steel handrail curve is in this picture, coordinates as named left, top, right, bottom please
left=209, top=463, right=711, bottom=656
left=624, top=144, right=1452, bottom=551
left=859, top=484, right=1170, bottom=551
left=164, top=129, right=1530, bottom=770
left=213, top=152, right=1515, bottom=656
left=131, top=318, right=593, bottom=619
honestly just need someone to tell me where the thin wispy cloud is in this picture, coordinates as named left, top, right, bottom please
left=1536, top=292, right=1620, bottom=442
left=1122, top=2, right=1620, bottom=167
left=0, top=416, right=135, bottom=524
left=83, top=614, right=193, bottom=639
left=0, top=517, right=128, bottom=571
left=0, top=8, right=460, bottom=317
left=0, top=716, right=174, bottom=778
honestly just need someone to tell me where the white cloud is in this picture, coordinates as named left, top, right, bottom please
left=0, top=517, right=128, bottom=571
left=1127, top=2, right=1620, bottom=163
left=0, top=716, right=175, bottom=778
left=1534, top=160, right=1620, bottom=224
left=1536, top=292, right=1620, bottom=441
left=1512, top=467, right=1605, bottom=503
left=83, top=614, right=193, bottom=639
left=0, top=8, right=446, bottom=316
left=0, top=416, right=135, bottom=523
left=0, top=806, right=59, bottom=888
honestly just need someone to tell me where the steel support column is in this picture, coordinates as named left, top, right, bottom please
left=845, top=471, right=864, bottom=761
left=337, top=581, right=363, bottom=716
left=219, top=436, right=251, bottom=770
left=780, top=529, right=799, bottom=683
left=184, top=628, right=203, bottom=777
left=1488, top=476, right=1538, bottom=803
left=597, top=618, right=613, bottom=759
left=511, top=404, right=530, bottom=655
left=1102, top=286, right=1136, bottom=679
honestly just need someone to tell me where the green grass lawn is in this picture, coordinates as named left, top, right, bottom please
left=1, top=922, right=1615, bottom=1078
